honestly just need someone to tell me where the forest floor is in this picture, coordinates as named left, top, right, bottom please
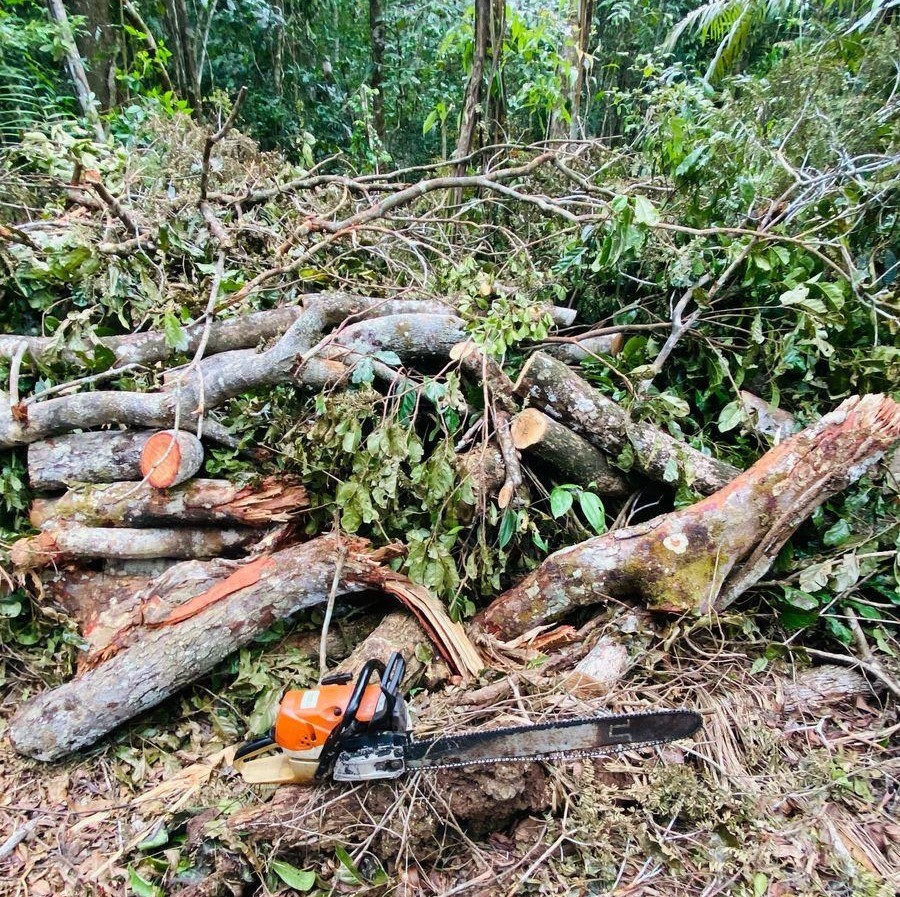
left=2, top=623, right=898, bottom=897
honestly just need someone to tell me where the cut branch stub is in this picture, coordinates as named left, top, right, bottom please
left=27, top=430, right=204, bottom=492
left=140, top=430, right=204, bottom=488
left=515, top=352, right=740, bottom=494
left=511, top=408, right=630, bottom=497
left=478, top=394, right=900, bottom=639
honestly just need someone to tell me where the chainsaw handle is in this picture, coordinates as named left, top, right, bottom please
left=342, top=657, right=386, bottom=736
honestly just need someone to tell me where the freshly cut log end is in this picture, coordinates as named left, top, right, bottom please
left=511, top=408, right=630, bottom=497
left=140, top=430, right=204, bottom=488
left=478, top=394, right=900, bottom=639
left=27, top=429, right=204, bottom=492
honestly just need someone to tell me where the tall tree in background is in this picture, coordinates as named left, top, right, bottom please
left=164, top=0, right=202, bottom=110
left=369, top=0, right=385, bottom=141
left=453, top=0, right=490, bottom=175
left=567, top=0, right=593, bottom=138
left=67, top=0, right=115, bottom=108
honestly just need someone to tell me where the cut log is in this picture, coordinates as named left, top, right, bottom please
left=511, top=408, right=630, bottom=496
left=333, top=611, right=433, bottom=683
left=8, top=534, right=400, bottom=760
left=9, top=525, right=257, bottom=570
left=27, top=430, right=204, bottom=492
left=140, top=430, right=206, bottom=488
left=478, top=394, right=900, bottom=638
left=451, top=341, right=518, bottom=413
left=515, top=352, right=740, bottom=494
left=29, top=478, right=308, bottom=529
left=781, top=664, right=880, bottom=714
left=562, top=636, right=630, bottom=696
left=544, top=333, right=625, bottom=362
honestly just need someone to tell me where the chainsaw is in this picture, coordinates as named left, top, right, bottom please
left=234, top=652, right=702, bottom=785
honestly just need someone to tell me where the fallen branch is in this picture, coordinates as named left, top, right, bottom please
left=478, top=394, right=900, bottom=638
left=10, top=525, right=258, bottom=570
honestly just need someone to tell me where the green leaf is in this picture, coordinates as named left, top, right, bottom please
left=137, top=825, right=168, bottom=851
left=753, top=872, right=768, bottom=897
left=271, top=860, right=316, bottom=891
left=632, top=195, right=659, bottom=226
left=749, top=656, right=768, bottom=675
left=779, top=284, right=827, bottom=317
left=783, top=587, right=818, bottom=611
left=334, top=846, right=363, bottom=884
left=351, top=357, right=374, bottom=384
left=423, top=109, right=439, bottom=135
left=717, top=400, right=744, bottom=433
left=662, top=455, right=679, bottom=483
left=549, top=486, right=573, bottom=518
left=498, top=509, right=517, bottom=548
left=162, top=311, right=188, bottom=351
left=823, top=519, right=852, bottom=547
left=578, top=492, right=606, bottom=534
left=128, top=867, right=164, bottom=897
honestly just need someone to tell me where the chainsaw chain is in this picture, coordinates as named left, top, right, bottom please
left=408, top=709, right=689, bottom=772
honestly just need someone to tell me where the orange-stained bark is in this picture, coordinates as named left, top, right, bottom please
left=478, top=395, right=900, bottom=640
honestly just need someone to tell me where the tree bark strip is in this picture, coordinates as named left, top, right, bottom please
left=8, top=534, right=397, bottom=761
left=478, top=394, right=900, bottom=639
left=515, top=351, right=740, bottom=494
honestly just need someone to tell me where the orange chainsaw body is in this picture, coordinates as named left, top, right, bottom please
left=274, top=683, right=383, bottom=751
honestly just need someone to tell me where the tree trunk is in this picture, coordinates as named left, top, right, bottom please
left=27, top=430, right=203, bottom=491
left=44, top=0, right=105, bottom=140
left=164, top=0, right=202, bottom=110
left=568, top=0, right=593, bottom=139
left=369, top=0, right=385, bottom=143
left=511, top=408, right=630, bottom=496
left=68, top=0, right=115, bottom=109
left=478, top=394, right=900, bottom=639
left=8, top=534, right=396, bottom=761
left=515, top=352, right=740, bottom=494
left=228, top=761, right=549, bottom=857
left=29, top=478, right=308, bottom=529
left=453, top=0, right=490, bottom=176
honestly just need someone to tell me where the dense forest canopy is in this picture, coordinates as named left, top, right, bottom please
left=0, top=1, right=898, bottom=895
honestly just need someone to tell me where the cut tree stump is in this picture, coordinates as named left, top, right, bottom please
left=8, top=534, right=400, bottom=760
left=27, top=430, right=204, bottom=491
left=478, top=394, right=900, bottom=638
left=29, top=478, right=308, bottom=529
left=228, top=761, right=549, bottom=858
left=511, top=408, right=630, bottom=496
left=9, top=525, right=258, bottom=570
left=515, top=352, right=740, bottom=494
